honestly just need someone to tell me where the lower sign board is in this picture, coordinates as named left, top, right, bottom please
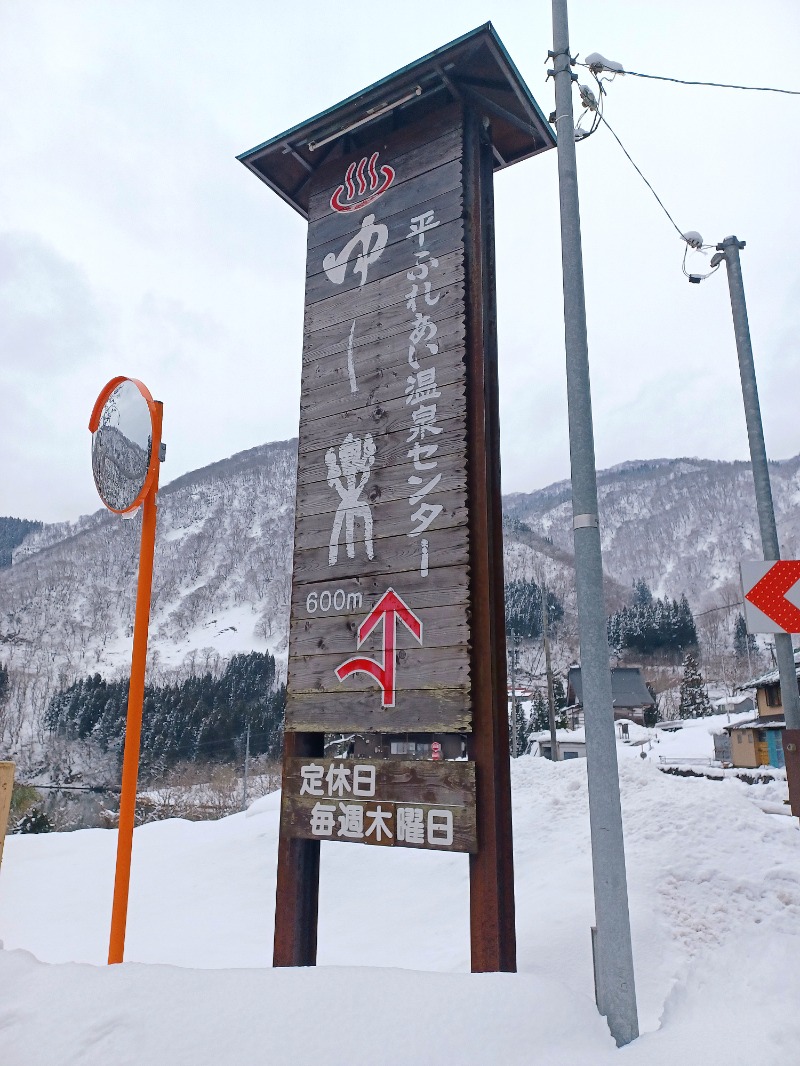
left=280, top=757, right=477, bottom=853
left=741, top=560, right=800, bottom=634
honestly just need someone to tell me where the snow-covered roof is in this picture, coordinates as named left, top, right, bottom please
left=740, top=650, right=800, bottom=689
left=725, top=717, right=785, bottom=732
left=712, top=694, right=754, bottom=708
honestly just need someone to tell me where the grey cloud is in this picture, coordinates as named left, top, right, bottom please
left=0, top=231, right=107, bottom=373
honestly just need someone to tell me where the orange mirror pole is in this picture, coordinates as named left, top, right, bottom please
left=108, top=400, right=163, bottom=965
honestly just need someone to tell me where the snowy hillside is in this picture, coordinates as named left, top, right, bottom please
left=505, top=455, right=800, bottom=609
left=2, top=444, right=799, bottom=754
left=1, top=753, right=798, bottom=1064
left=0, top=441, right=295, bottom=749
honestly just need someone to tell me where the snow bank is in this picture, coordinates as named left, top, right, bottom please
left=1, top=758, right=799, bottom=1064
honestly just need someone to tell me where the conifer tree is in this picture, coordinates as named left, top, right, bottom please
left=733, top=613, right=757, bottom=664
left=531, top=690, right=549, bottom=733
left=678, top=654, right=712, bottom=719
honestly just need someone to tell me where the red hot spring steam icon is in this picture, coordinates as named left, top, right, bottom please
left=330, top=152, right=395, bottom=213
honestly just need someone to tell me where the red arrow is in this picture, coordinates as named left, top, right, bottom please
left=745, top=560, right=800, bottom=633
left=335, top=588, right=423, bottom=708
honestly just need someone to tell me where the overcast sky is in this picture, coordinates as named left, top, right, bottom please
left=2, top=0, right=799, bottom=522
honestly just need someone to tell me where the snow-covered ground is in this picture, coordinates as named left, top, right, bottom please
left=1, top=745, right=799, bottom=1065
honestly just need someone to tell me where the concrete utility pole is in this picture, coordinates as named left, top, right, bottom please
left=715, top=237, right=800, bottom=810
left=542, top=588, right=559, bottom=761
left=510, top=631, right=519, bottom=758
left=550, top=0, right=639, bottom=1046
left=242, top=722, right=251, bottom=811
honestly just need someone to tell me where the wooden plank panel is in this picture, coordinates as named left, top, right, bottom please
left=302, top=283, right=466, bottom=361
left=290, top=602, right=470, bottom=656
left=305, top=214, right=464, bottom=308
left=286, top=687, right=472, bottom=733
left=289, top=564, right=471, bottom=615
left=289, top=642, right=470, bottom=694
left=303, top=251, right=463, bottom=335
left=307, top=106, right=463, bottom=224
left=295, top=449, right=466, bottom=526
left=296, top=387, right=466, bottom=456
left=296, top=413, right=466, bottom=491
left=281, top=794, right=476, bottom=853
left=292, top=488, right=468, bottom=552
left=283, top=757, right=475, bottom=806
left=307, top=170, right=462, bottom=265
left=300, top=309, right=465, bottom=396
left=306, top=216, right=464, bottom=308
left=291, top=519, right=469, bottom=587
left=298, top=344, right=467, bottom=427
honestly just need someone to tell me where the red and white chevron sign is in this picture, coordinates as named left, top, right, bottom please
left=741, top=560, right=800, bottom=633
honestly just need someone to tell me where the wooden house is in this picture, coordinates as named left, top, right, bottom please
left=740, top=652, right=800, bottom=720
left=567, top=666, right=656, bottom=726
left=723, top=718, right=786, bottom=769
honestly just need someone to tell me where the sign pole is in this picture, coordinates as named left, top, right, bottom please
left=273, top=731, right=324, bottom=967
left=108, top=401, right=162, bottom=965
left=717, top=236, right=800, bottom=814
left=551, top=0, right=639, bottom=1045
left=464, top=110, right=516, bottom=972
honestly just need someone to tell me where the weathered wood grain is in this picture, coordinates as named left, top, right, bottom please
left=281, top=788, right=475, bottom=852
left=294, top=467, right=466, bottom=532
left=305, top=217, right=464, bottom=308
left=289, top=565, right=471, bottom=619
left=307, top=106, right=463, bottom=224
left=298, top=344, right=467, bottom=427
left=296, top=384, right=467, bottom=456
left=307, top=168, right=463, bottom=259
left=286, top=687, right=472, bottom=733
left=289, top=639, right=470, bottom=693
left=297, top=411, right=467, bottom=492
left=302, top=283, right=466, bottom=362
left=290, top=601, right=470, bottom=657
left=301, top=310, right=465, bottom=398
left=289, top=504, right=470, bottom=589
left=283, top=757, right=475, bottom=806
left=292, top=492, right=469, bottom=556
left=303, top=251, right=464, bottom=335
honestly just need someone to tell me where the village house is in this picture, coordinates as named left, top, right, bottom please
left=713, top=653, right=800, bottom=769
left=722, top=717, right=786, bottom=769
left=566, top=666, right=656, bottom=727
left=739, top=650, right=800, bottom=720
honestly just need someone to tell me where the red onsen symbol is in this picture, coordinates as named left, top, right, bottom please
left=330, top=152, right=395, bottom=213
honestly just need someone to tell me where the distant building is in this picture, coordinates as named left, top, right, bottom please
left=567, top=666, right=656, bottom=726
left=532, top=729, right=587, bottom=761
left=723, top=717, right=786, bottom=769
left=740, top=652, right=800, bottom=721
left=712, top=694, right=755, bottom=717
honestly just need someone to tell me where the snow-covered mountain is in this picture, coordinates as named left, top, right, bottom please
left=504, top=455, right=800, bottom=610
left=2, top=443, right=799, bottom=752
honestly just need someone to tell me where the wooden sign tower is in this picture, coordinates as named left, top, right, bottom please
left=238, top=23, right=555, bottom=972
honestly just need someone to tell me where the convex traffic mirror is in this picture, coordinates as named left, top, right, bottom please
left=89, top=377, right=160, bottom=514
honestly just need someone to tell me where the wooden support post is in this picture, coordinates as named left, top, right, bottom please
left=0, top=762, right=14, bottom=873
left=273, top=731, right=325, bottom=966
left=463, top=109, right=517, bottom=973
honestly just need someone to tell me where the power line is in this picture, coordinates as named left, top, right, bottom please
left=594, top=109, right=686, bottom=242
left=578, top=61, right=800, bottom=97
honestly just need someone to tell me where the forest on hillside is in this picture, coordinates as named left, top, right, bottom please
left=45, top=651, right=285, bottom=781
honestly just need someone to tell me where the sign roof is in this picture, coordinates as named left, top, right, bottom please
left=237, top=23, right=555, bottom=218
